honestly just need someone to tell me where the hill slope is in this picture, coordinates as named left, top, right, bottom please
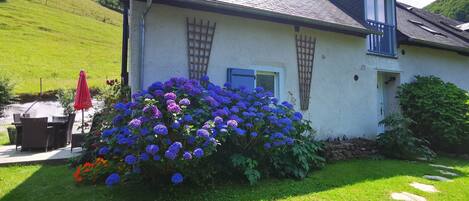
left=0, top=0, right=122, bottom=94
left=425, top=0, right=469, bottom=22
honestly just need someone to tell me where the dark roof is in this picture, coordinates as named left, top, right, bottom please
left=396, top=2, right=469, bottom=54
left=153, top=0, right=374, bottom=36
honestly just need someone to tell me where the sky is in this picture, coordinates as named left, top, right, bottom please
left=397, top=0, right=437, bottom=8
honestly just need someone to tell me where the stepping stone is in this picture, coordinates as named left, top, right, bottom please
left=410, top=182, right=439, bottom=193
left=423, top=175, right=453, bottom=182
left=429, top=164, right=455, bottom=170
left=439, top=170, right=459, bottom=176
left=391, top=192, right=427, bottom=201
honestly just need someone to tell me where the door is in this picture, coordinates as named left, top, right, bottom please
left=377, top=73, right=385, bottom=134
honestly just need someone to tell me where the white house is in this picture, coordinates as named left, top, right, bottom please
left=121, top=0, right=469, bottom=139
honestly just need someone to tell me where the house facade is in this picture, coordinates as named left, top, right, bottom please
left=123, top=0, right=469, bottom=139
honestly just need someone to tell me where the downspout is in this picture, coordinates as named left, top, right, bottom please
left=139, top=0, right=153, bottom=90
left=121, top=0, right=129, bottom=86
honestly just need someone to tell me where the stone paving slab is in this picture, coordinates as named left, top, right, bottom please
left=0, top=145, right=82, bottom=165
left=391, top=192, right=427, bottom=201
left=410, top=182, right=439, bottom=193
left=423, top=175, right=453, bottom=182
left=429, top=164, right=455, bottom=170
left=439, top=170, right=459, bottom=177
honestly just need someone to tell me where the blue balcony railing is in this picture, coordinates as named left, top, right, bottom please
left=366, top=20, right=396, bottom=57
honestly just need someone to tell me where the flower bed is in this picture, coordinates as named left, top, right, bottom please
left=75, top=77, right=324, bottom=186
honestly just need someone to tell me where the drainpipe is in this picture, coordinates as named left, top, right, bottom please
left=139, top=0, right=153, bottom=90
left=121, top=0, right=129, bottom=86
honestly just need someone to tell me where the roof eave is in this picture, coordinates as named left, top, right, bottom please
left=407, top=38, right=469, bottom=54
left=152, top=0, right=375, bottom=37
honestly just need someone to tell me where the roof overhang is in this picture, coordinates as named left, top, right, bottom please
left=138, top=0, right=377, bottom=37
left=402, top=37, right=469, bottom=55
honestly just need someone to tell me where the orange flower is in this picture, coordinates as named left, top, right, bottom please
left=73, top=167, right=83, bottom=183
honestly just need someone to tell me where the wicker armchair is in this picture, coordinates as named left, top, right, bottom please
left=20, top=117, right=55, bottom=152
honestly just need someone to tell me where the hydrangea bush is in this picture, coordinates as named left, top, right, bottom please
left=84, top=77, right=323, bottom=186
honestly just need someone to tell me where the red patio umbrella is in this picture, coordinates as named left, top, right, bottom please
left=74, top=70, right=93, bottom=134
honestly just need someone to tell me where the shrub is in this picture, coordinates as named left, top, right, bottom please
left=0, top=77, right=14, bottom=117
left=377, top=113, right=435, bottom=160
left=56, top=89, right=75, bottom=115
left=398, top=76, right=469, bottom=153
left=82, top=77, right=324, bottom=186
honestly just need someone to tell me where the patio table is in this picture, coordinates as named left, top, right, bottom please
left=12, top=121, right=68, bottom=148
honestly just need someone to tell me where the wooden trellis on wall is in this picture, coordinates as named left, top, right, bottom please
left=295, top=34, right=317, bottom=111
left=186, top=17, right=217, bottom=80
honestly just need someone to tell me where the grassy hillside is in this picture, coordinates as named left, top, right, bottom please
left=0, top=0, right=122, bottom=94
left=425, top=0, right=469, bottom=22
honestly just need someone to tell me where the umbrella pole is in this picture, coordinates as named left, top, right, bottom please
left=81, top=110, right=85, bottom=134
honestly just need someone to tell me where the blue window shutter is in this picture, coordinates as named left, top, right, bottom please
left=227, top=68, right=255, bottom=91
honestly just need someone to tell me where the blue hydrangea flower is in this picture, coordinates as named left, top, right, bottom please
left=124, top=154, right=137, bottom=165
left=193, top=148, right=204, bottom=158
left=183, top=115, right=193, bottom=122
left=140, top=153, right=150, bottom=161
left=171, top=121, right=181, bottom=129
left=154, top=124, right=168, bottom=135
left=153, top=155, right=161, bottom=161
left=250, top=132, right=258, bottom=137
left=264, top=143, right=272, bottom=149
left=105, top=173, right=120, bottom=187
left=98, top=147, right=109, bottom=155
left=234, top=128, right=246, bottom=136
left=171, top=172, right=184, bottom=185
left=168, top=142, right=183, bottom=152
left=197, top=129, right=210, bottom=138
left=165, top=150, right=177, bottom=160
left=183, top=151, right=192, bottom=160
left=146, top=144, right=159, bottom=155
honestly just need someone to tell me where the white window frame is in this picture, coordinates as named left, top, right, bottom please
left=232, top=66, right=285, bottom=101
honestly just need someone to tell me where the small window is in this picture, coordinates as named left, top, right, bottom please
left=408, top=20, right=447, bottom=37
left=256, top=71, right=279, bottom=97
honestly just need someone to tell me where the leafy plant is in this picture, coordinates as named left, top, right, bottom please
left=377, top=113, right=435, bottom=160
left=231, top=154, right=261, bottom=185
left=398, top=76, right=469, bottom=153
left=56, top=89, right=75, bottom=115
left=0, top=77, right=14, bottom=117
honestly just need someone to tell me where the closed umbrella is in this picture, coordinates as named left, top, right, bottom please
left=74, top=70, right=93, bottom=134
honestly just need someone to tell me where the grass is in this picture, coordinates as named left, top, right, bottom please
left=0, top=130, right=9, bottom=146
left=0, top=0, right=122, bottom=94
left=0, top=157, right=468, bottom=201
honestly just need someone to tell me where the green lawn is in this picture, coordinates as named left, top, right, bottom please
left=0, top=0, right=122, bottom=94
left=0, top=158, right=468, bottom=201
left=0, top=131, right=9, bottom=146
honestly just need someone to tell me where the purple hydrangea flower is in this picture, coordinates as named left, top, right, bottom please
left=214, top=116, right=223, bottom=124
left=128, top=118, right=142, bottom=128
left=146, top=144, right=159, bottom=155
left=167, top=103, right=182, bottom=113
left=143, top=105, right=162, bottom=119
left=179, top=98, right=191, bottom=106
left=154, top=124, right=168, bottom=135
left=183, top=151, right=192, bottom=160
left=105, top=173, right=120, bottom=187
left=124, top=154, right=137, bottom=165
left=171, top=173, right=184, bottom=185
left=164, top=92, right=177, bottom=100
left=227, top=120, right=238, bottom=128
left=197, top=129, right=210, bottom=138
left=193, top=148, right=204, bottom=158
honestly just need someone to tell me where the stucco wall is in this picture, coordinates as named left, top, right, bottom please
left=128, top=2, right=469, bottom=139
left=398, top=45, right=469, bottom=91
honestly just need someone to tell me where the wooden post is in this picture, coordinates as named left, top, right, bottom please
left=40, top=78, right=43, bottom=96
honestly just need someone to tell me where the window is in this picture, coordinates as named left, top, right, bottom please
left=227, top=67, right=284, bottom=99
left=256, top=71, right=279, bottom=97
left=408, top=20, right=447, bottom=37
left=366, top=0, right=386, bottom=23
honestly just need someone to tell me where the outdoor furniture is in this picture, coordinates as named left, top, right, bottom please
left=52, top=115, right=68, bottom=122
left=12, top=119, right=68, bottom=151
left=71, top=133, right=85, bottom=152
left=12, top=113, right=30, bottom=150
left=66, top=113, right=76, bottom=144
left=19, top=117, right=55, bottom=152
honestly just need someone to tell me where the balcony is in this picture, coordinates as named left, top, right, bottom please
left=366, top=20, right=396, bottom=57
